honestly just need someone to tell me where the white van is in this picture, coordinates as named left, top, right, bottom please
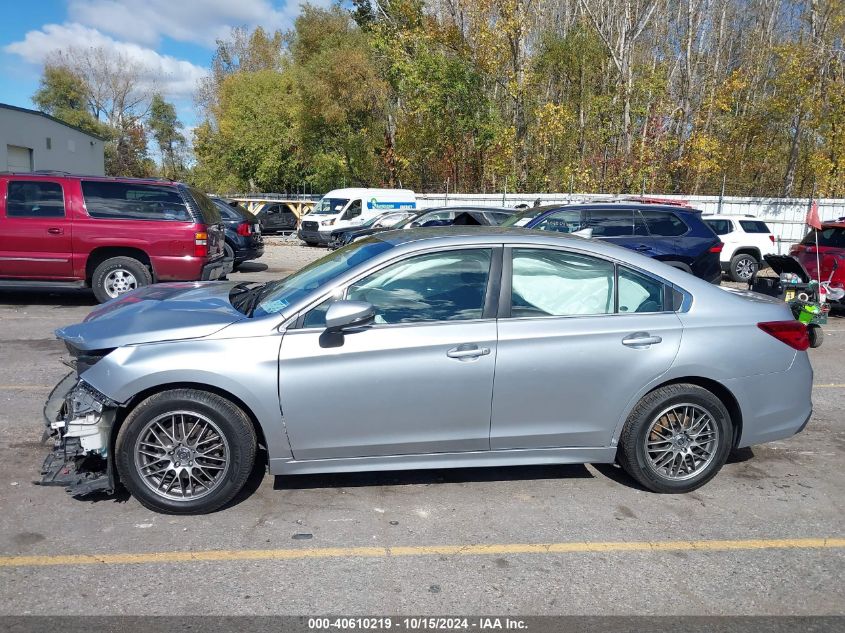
left=298, top=188, right=416, bottom=245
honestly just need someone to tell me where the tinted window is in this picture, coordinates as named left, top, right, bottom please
left=534, top=209, right=584, bottom=233
left=487, top=212, right=513, bottom=225
left=739, top=220, right=770, bottom=233
left=705, top=219, right=733, bottom=235
left=618, top=267, right=664, bottom=313
left=347, top=249, right=491, bottom=324
left=410, top=210, right=454, bottom=227
left=510, top=249, right=614, bottom=317
left=6, top=181, right=64, bottom=218
left=803, top=228, right=845, bottom=248
left=641, top=211, right=688, bottom=236
left=586, top=209, right=645, bottom=237
left=211, top=199, right=240, bottom=220
left=82, top=181, right=191, bottom=221
left=186, top=187, right=222, bottom=224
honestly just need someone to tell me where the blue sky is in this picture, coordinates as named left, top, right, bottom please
left=0, top=0, right=317, bottom=129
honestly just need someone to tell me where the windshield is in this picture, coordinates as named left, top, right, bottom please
left=312, top=197, right=350, bottom=215
left=500, top=208, right=548, bottom=227
left=252, top=238, right=393, bottom=317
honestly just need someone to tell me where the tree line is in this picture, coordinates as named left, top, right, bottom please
left=33, top=0, right=845, bottom=198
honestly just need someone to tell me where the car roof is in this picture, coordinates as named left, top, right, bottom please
left=0, top=171, right=181, bottom=187
left=702, top=215, right=765, bottom=221
left=527, top=202, right=702, bottom=214
left=418, top=206, right=515, bottom=213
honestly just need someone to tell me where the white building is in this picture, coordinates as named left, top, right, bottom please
left=0, top=103, right=105, bottom=176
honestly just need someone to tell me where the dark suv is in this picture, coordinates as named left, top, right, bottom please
left=0, top=172, right=230, bottom=302
left=502, top=202, right=722, bottom=282
left=210, top=197, right=265, bottom=269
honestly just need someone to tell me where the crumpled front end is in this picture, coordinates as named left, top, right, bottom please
left=38, top=346, right=119, bottom=496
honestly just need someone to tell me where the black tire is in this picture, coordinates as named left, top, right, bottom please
left=304, top=241, right=319, bottom=247
left=617, top=383, right=732, bottom=493
left=729, top=253, right=758, bottom=283
left=808, top=324, right=824, bottom=348
left=91, top=256, right=152, bottom=303
left=223, top=242, right=235, bottom=262
left=115, top=389, right=257, bottom=514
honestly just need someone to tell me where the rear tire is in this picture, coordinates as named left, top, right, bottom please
left=618, top=384, right=732, bottom=493
left=729, top=253, right=758, bottom=282
left=808, top=324, right=824, bottom=348
left=115, top=389, right=257, bottom=514
left=91, top=256, right=151, bottom=303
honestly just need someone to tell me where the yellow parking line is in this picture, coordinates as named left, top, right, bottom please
left=1, top=537, right=842, bottom=568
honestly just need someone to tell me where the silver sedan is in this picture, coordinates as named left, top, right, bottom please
left=42, top=228, right=813, bottom=513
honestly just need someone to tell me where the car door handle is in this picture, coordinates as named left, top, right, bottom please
left=47, top=227, right=63, bottom=235
left=622, top=333, right=663, bottom=347
left=634, top=244, right=651, bottom=251
left=447, top=345, right=490, bottom=359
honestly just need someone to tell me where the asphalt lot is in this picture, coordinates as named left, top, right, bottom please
left=0, top=240, right=843, bottom=615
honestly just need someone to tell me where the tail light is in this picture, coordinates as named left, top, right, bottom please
left=769, top=235, right=775, bottom=244
left=709, top=243, right=724, bottom=253
left=758, top=321, right=809, bottom=351
left=194, top=231, right=208, bottom=257
left=236, top=222, right=251, bottom=237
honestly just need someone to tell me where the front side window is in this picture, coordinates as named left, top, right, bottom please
left=640, top=211, right=688, bottom=237
left=586, top=209, right=647, bottom=237
left=510, top=249, right=614, bottom=317
left=618, top=266, right=664, bottom=313
left=534, top=209, right=584, bottom=233
left=410, top=210, right=454, bottom=227
left=347, top=249, right=492, bottom=324
left=705, top=219, right=733, bottom=235
left=82, top=181, right=191, bottom=221
left=344, top=200, right=362, bottom=219
left=6, top=181, right=64, bottom=218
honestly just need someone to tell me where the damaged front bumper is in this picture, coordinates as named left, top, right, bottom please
left=38, top=373, right=119, bottom=496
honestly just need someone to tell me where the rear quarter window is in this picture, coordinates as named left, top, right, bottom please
left=184, top=187, right=222, bottom=224
left=82, top=181, right=191, bottom=221
left=739, top=220, right=771, bottom=233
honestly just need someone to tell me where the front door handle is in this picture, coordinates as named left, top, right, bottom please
left=447, top=344, right=491, bottom=359
left=622, top=332, right=663, bottom=347
left=47, top=227, right=63, bottom=235
left=634, top=244, right=650, bottom=251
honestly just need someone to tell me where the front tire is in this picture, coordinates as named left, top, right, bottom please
left=91, top=256, right=152, bottom=303
left=116, top=389, right=257, bottom=514
left=618, top=384, right=732, bottom=493
left=729, top=253, right=758, bottom=282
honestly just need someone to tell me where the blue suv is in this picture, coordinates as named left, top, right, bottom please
left=502, top=202, right=722, bottom=283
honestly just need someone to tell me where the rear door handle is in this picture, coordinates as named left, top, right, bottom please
left=622, top=333, right=663, bottom=347
left=634, top=244, right=650, bottom=251
left=447, top=344, right=491, bottom=359
left=47, top=227, right=63, bottom=235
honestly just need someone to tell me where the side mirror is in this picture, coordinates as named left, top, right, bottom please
left=325, top=300, right=375, bottom=332
left=572, top=227, right=593, bottom=239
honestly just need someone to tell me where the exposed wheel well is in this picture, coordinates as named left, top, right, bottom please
left=86, top=247, right=154, bottom=284
left=111, top=382, right=269, bottom=483
left=647, top=377, right=743, bottom=447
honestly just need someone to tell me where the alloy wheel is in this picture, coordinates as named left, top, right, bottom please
left=104, top=268, right=138, bottom=298
left=644, top=403, right=719, bottom=481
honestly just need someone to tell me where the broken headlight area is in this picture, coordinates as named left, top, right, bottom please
left=38, top=377, right=119, bottom=496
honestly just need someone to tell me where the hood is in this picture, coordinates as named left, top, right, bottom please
left=56, top=282, right=246, bottom=350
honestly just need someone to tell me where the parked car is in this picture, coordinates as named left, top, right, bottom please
left=703, top=215, right=775, bottom=282
left=0, top=172, right=230, bottom=303
left=791, top=221, right=845, bottom=297
left=41, top=227, right=812, bottom=513
left=209, top=197, right=265, bottom=269
left=502, top=203, right=722, bottom=283
left=299, top=188, right=417, bottom=246
left=331, top=206, right=516, bottom=250
left=252, top=201, right=298, bottom=234
left=327, top=211, right=414, bottom=250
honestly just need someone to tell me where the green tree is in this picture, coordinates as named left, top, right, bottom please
left=32, top=64, right=108, bottom=138
left=148, top=94, right=186, bottom=179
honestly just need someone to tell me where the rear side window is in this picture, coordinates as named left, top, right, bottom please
left=618, top=266, right=664, bottom=313
left=739, top=220, right=770, bottom=233
left=586, top=209, right=647, bottom=237
left=640, top=211, right=688, bottom=236
left=6, top=181, right=65, bottom=218
left=803, top=227, right=845, bottom=248
left=705, top=219, right=733, bottom=235
left=82, top=181, right=191, bottom=221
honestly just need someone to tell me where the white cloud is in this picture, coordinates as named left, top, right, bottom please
left=4, top=23, right=207, bottom=100
left=67, top=0, right=297, bottom=47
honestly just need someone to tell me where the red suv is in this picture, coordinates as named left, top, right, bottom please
left=0, top=173, right=231, bottom=302
left=791, top=221, right=845, bottom=294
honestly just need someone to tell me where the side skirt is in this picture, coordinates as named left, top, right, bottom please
left=269, top=446, right=617, bottom=476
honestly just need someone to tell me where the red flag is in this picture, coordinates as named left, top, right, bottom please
left=806, top=199, right=822, bottom=230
